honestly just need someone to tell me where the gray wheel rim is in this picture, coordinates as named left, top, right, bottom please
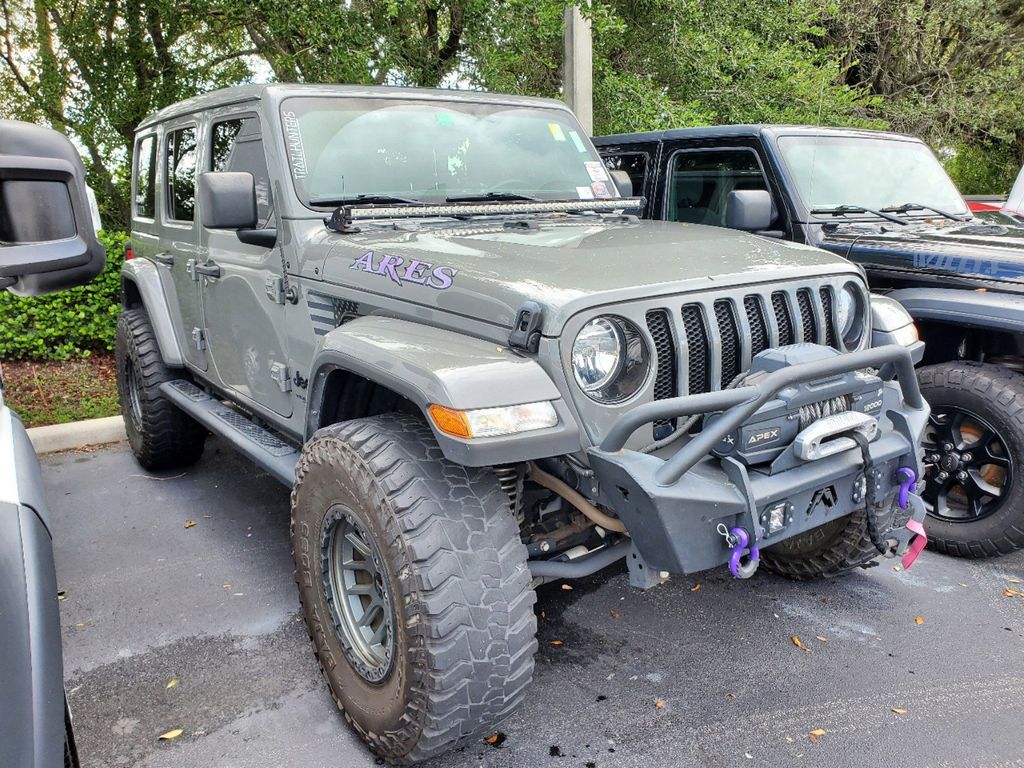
left=124, top=357, right=144, bottom=432
left=321, top=506, right=395, bottom=683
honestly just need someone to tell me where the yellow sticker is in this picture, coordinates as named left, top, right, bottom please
left=548, top=123, right=567, bottom=141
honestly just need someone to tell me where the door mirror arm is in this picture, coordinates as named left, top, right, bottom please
left=236, top=228, right=277, bottom=248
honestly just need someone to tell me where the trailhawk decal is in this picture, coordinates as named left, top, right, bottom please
left=349, top=250, right=458, bottom=289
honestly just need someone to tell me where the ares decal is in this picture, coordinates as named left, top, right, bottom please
left=350, top=250, right=458, bottom=290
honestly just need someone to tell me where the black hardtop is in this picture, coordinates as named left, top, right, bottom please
left=593, top=123, right=924, bottom=147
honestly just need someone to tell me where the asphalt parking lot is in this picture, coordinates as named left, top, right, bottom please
left=47, top=438, right=1024, bottom=768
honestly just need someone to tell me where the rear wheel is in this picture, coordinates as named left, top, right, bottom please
left=917, top=362, right=1024, bottom=557
left=291, top=413, right=537, bottom=764
left=760, top=507, right=884, bottom=580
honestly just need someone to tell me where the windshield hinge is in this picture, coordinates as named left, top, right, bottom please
left=324, top=206, right=361, bottom=234
left=509, top=301, right=543, bottom=353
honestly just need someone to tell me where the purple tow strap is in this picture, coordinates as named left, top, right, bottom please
left=728, top=527, right=759, bottom=579
left=897, top=467, right=916, bottom=510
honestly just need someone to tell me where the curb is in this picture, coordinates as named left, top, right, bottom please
left=27, top=415, right=126, bottom=454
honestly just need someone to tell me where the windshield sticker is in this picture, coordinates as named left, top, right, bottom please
left=591, top=181, right=612, bottom=198
left=435, top=112, right=454, bottom=127
left=282, top=110, right=308, bottom=178
left=568, top=130, right=587, bottom=153
left=585, top=160, right=609, bottom=182
left=548, top=123, right=567, bottom=142
left=350, top=250, right=457, bottom=289
left=576, top=185, right=595, bottom=200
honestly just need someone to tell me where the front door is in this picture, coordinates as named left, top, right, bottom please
left=198, top=113, right=292, bottom=417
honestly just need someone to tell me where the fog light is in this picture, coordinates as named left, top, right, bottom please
left=428, top=401, right=558, bottom=439
left=763, top=502, right=790, bottom=535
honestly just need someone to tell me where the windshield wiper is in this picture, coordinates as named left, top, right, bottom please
left=309, top=193, right=425, bottom=207
left=880, top=202, right=970, bottom=222
left=809, top=204, right=908, bottom=226
left=444, top=191, right=539, bottom=203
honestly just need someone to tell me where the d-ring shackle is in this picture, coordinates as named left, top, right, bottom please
left=728, top=527, right=759, bottom=579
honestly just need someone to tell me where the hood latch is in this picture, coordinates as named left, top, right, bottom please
left=509, top=301, right=543, bottom=353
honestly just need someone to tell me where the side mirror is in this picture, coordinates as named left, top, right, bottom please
left=0, top=120, right=105, bottom=296
left=198, top=172, right=257, bottom=230
left=725, top=189, right=774, bottom=231
left=609, top=169, right=633, bottom=198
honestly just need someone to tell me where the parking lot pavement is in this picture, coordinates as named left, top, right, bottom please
left=46, top=440, right=1024, bottom=768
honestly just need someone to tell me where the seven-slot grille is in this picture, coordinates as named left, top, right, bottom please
left=645, top=285, right=842, bottom=439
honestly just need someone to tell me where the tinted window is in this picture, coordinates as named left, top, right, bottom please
left=603, top=152, right=648, bottom=197
left=211, top=117, right=273, bottom=227
left=166, top=127, right=197, bottom=222
left=135, top=135, right=156, bottom=219
left=666, top=149, right=768, bottom=226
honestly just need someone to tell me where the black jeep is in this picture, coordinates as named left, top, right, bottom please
left=595, top=125, right=1024, bottom=558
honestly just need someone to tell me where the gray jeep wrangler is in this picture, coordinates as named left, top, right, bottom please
left=121, top=84, right=929, bottom=764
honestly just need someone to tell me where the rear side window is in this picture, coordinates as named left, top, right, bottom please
left=602, top=152, right=649, bottom=197
left=134, top=135, right=156, bottom=219
left=666, top=149, right=769, bottom=226
left=166, top=126, right=198, bottom=222
left=211, top=117, right=273, bottom=227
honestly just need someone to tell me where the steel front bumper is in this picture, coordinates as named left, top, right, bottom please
left=587, top=345, right=929, bottom=575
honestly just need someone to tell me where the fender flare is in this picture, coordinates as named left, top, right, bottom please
left=307, top=316, right=581, bottom=466
left=887, top=287, right=1024, bottom=335
left=120, top=258, right=184, bottom=366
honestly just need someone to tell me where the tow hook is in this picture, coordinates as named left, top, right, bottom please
left=718, top=524, right=760, bottom=579
left=897, top=466, right=928, bottom=569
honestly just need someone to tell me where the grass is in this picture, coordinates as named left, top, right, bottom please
left=2, top=354, right=120, bottom=428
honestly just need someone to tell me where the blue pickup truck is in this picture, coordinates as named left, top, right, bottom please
left=595, top=125, right=1024, bottom=559
left=0, top=120, right=106, bottom=767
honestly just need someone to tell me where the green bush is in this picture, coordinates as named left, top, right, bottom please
left=0, top=230, right=127, bottom=360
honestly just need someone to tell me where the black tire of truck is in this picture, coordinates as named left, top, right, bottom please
left=759, top=506, right=885, bottom=580
left=115, top=308, right=206, bottom=470
left=290, top=413, right=537, bottom=765
left=916, top=362, right=1024, bottom=558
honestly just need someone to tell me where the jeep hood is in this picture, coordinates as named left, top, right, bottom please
left=818, top=220, right=1024, bottom=287
left=316, top=217, right=857, bottom=334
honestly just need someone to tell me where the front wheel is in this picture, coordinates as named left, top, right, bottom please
left=917, top=362, right=1024, bottom=558
left=290, top=413, right=537, bottom=764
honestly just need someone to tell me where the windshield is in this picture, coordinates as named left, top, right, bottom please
left=280, top=97, right=616, bottom=207
left=777, top=135, right=969, bottom=217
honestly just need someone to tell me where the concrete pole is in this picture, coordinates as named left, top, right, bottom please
left=563, top=4, right=593, bottom=134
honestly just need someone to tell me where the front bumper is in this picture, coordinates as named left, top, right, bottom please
left=587, top=344, right=929, bottom=575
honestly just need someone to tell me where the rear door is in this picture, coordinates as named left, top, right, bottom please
left=198, top=112, right=292, bottom=417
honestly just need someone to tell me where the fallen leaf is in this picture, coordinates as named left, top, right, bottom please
left=184, top=520, right=196, bottom=529
left=484, top=732, right=507, bottom=747
left=609, top=609, right=620, bottom=619
left=808, top=728, right=826, bottom=743
left=158, top=729, right=183, bottom=741
left=915, top=616, right=924, bottom=625
left=891, top=708, right=908, bottom=715
left=1008, top=578, right=1021, bottom=584
left=892, top=565, right=901, bottom=572
left=75, top=622, right=86, bottom=629
left=690, top=583, right=702, bottom=592
left=655, top=699, right=666, bottom=709
left=958, top=582, right=968, bottom=587
left=222, top=584, right=232, bottom=589
left=1004, top=588, right=1024, bottom=598
left=791, top=635, right=810, bottom=652
left=166, top=679, right=178, bottom=689
left=540, top=611, right=546, bottom=620
left=725, top=692, right=737, bottom=700
left=561, top=584, right=573, bottom=591
left=814, top=635, right=828, bottom=643
left=57, top=590, right=67, bottom=601
left=549, top=640, right=563, bottom=647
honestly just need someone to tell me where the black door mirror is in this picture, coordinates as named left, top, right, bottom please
left=609, top=169, right=633, bottom=198
left=198, top=172, right=258, bottom=230
left=0, top=121, right=105, bottom=296
left=725, top=189, right=774, bottom=231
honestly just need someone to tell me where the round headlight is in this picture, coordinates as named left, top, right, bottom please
left=572, top=316, right=650, bottom=403
left=836, top=282, right=866, bottom=348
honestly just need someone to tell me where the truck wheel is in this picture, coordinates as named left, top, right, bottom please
left=760, top=507, right=882, bottom=580
left=917, top=362, right=1024, bottom=557
left=115, top=309, right=206, bottom=470
left=290, top=413, right=537, bottom=764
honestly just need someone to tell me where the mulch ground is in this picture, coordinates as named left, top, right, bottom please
left=1, top=354, right=119, bottom=428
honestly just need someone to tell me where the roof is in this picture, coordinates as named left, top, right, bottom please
left=593, top=123, right=923, bottom=146
left=138, top=83, right=572, bottom=129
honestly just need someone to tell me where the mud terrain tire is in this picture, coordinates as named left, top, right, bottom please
left=760, top=507, right=885, bottom=580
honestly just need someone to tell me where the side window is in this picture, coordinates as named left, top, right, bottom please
left=134, top=135, right=156, bottom=219
left=211, top=116, right=273, bottom=228
left=602, top=152, right=648, bottom=197
left=665, top=149, right=769, bottom=227
left=166, top=126, right=198, bottom=222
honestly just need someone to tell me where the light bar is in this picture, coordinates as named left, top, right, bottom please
left=428, top=401, right=558, bottom=440
left=328, top=197, right=646, bottom=229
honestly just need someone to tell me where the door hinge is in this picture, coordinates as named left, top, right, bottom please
left=191, top=327, right=206, bottom=351
left=187, top=258, right=199, bottom=282
left=270, top=361, right=292, bottom=392
left=265, top=275, right=285, bottom=304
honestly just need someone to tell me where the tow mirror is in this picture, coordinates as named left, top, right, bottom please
left=609, top=169, right=633, bottom=198
left=0, top=120, right=105, bottom=296
left=725, top=189, right=774, bottom=231
left=199, top=172, right=258, bottom=230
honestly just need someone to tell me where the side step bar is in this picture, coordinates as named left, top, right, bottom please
left=159, top=380, right=299, bottom=486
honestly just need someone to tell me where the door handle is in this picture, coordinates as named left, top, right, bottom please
left=193, top=262, right=222, bottom=278
left=153, top=252, right=174, bottom=266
